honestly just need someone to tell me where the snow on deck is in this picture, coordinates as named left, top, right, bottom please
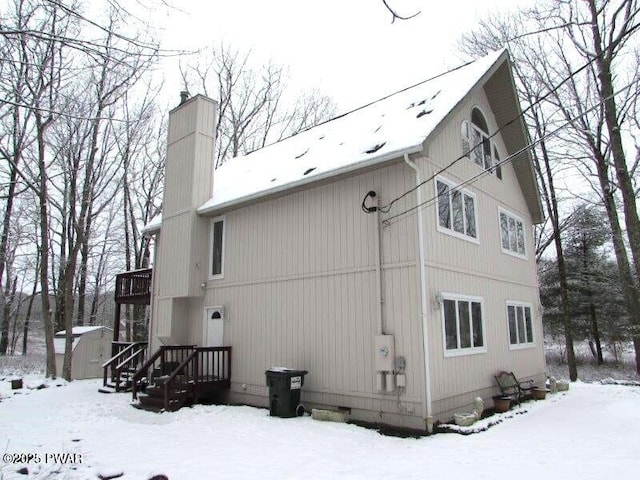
left=0, top=378, right=638, bottom=479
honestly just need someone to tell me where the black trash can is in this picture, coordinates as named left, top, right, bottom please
left=265, top=368, right=308, bottom=418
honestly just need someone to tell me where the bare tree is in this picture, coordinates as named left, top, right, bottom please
left=460, top=0, right=640, bottom=376
left=181, top=44, right=336, bottom=168
left=460, top=12, right=580, bottom=380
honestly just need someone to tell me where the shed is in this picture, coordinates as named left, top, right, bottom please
left=54, top=326, right=113, bottom=380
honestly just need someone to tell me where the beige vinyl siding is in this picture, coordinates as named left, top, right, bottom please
left=200, top=162, right=427, bottom=426
left=415, top=87, right=545, bottom=418
left=421, top=89, right=546, bottom=418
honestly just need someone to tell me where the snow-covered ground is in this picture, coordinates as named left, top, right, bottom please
left=1, top=376, right=639, bottom=480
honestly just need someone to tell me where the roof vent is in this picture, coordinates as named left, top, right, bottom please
left=365, top=142, right=386, bottom=154
left=179, top=90, right=190, bottom=105
left=295, top=148, right=309, bottom=159
left=303, top=167, right=316, bottom=176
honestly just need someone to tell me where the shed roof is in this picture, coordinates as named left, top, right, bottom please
left=54, top=326, right=109, bottom=336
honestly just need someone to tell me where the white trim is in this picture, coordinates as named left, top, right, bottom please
left=435, top=176, right=480, bottom=244
left=506, top=300, right=535, bottom=350
left=498, top=207, right=527, bottom=259
left=209, top=216, right=226, bottom=279
left=440, top=292, right=487, bottom=358
left=404, top=154, right=434, bottom=424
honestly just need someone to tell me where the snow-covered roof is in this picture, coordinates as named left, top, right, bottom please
left=142, top=213, right=162, bottom=235
left=53, top=326, right=111, bottom=354
left=198, top=49, right=506, bottom=215
left=54, top=326, right=109, bottom=336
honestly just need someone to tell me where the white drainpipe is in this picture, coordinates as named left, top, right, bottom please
left=403, top=153, right=433, bottom=431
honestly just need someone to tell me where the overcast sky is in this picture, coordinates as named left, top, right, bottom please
left=155, top=0, right=533, bottom=113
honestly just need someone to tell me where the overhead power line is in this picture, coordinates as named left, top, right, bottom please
left=376, top=27, right=639, bottom=215
left=380, top=77, right=640, bottom=228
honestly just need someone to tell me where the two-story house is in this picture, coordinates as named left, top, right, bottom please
left=140, top=49, right=545, bottom=431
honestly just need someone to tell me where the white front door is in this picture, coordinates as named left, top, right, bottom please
left=204, top=308, right=224, bottom=347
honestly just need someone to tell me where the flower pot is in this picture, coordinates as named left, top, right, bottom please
left=454, top=413, right=477, bottom=427
left=532, top=388, right=548, bottom=400
left=492, top=395, right=511, bottom=413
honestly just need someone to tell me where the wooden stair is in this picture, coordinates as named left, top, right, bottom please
left=132, top=346, right=232, bottom=413
left=101, top=342, right=148, bottom=393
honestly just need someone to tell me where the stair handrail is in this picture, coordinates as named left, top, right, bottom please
left=163, top=350, right=199, bottom=410
left=132, top=345, right=197, bottom=400
left=116, top=344, right=148, bottom=371
left=102, top=342, right=144, bottom=387
left=132, top=346, right=165, bottom=400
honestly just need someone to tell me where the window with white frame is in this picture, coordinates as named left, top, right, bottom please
left=499, top=208, right=526, bottom=257
left=436, top=177, right=478, bottom=241
left=210, top=217, right=225, bottom=277
left=507, top=302, right=534, bottom=347
left=461, top=107, right=502, bottom=179
left=441, top=294, right=485, bottom=355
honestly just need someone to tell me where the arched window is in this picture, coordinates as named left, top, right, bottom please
left=470, top=107, right=492, bottom=171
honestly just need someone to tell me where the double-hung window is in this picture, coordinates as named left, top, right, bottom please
left=210, top=217, right=225, bottom=278
left=442, top=294, right=485, bottom=356
left=499, top=208, right=526, bottom=258
left=507, top=302, right=534, bottom=348
left=436, top=177, right=478, bottom=242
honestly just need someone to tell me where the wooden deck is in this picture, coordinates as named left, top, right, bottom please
left=132, top=345, right=232, bottom=411
left=114, top=268, right=152, bottom=305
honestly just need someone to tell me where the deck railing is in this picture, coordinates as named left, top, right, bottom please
left=165, top=347, right=232, bottom=408
left=131, top=345, right=196, bottom=400
left=114, top=268, right=152, bottom=305
left=132, top=345, right=232, bottom=410
left=102, top=341, right=147, bottom=390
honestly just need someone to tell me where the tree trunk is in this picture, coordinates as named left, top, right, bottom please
left=534, top=126, right=577, bottom=380
left=587, top=0, right=640, bottom=375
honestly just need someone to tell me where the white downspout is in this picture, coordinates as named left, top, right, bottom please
left=403, top=153, right=433, bottom=432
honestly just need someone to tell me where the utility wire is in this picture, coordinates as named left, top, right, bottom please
left=377, top=26, right=640, bottom=215
left=380, top=77, right=640, bottom=228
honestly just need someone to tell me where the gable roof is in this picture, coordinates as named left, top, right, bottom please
left=199, top=49, right=509, bottom=215
left=145, top=49, right=542, bottom=232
